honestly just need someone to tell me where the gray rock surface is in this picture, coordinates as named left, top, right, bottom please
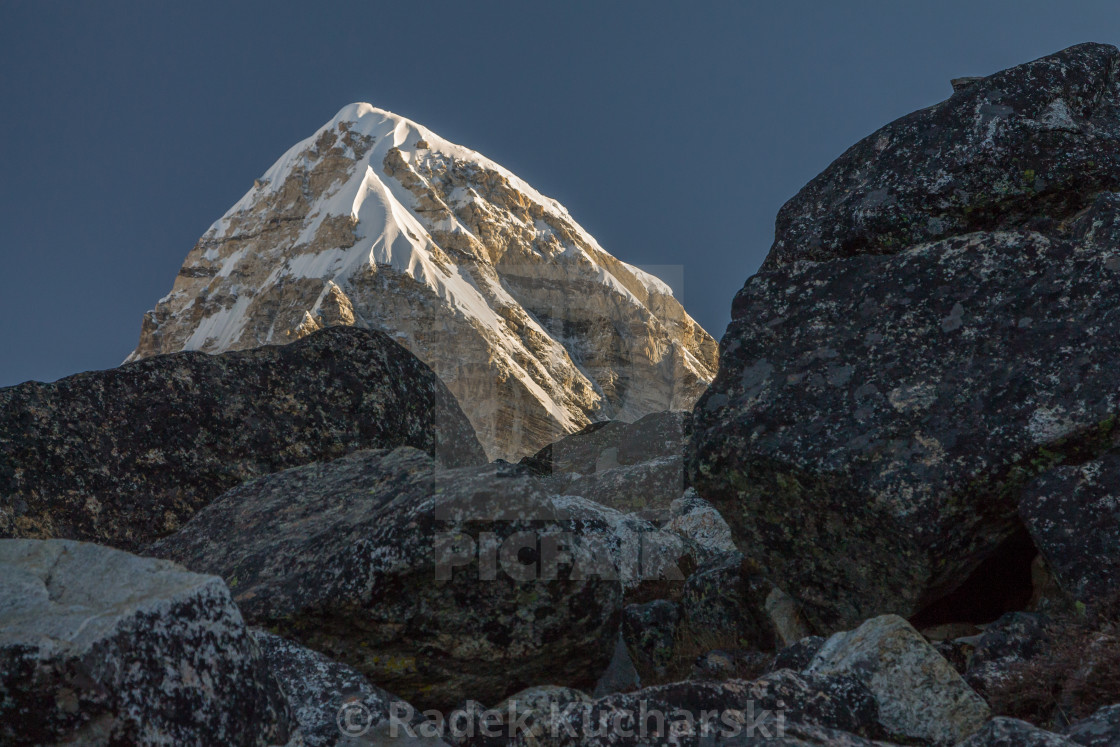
left=1064, top=704, right=1120, bottom=746
left=528, top=669, right=882, bottom=746
left=0, top=325, right=485, bottom=551
left=689, top=42, right=1120, bottom=631
left=763, top=43, right=1120, bottom=269
left=621, top=600, right=681, bottom=678
left=963, top=612, right=1050, bottom=699
left=956, top=717, right=1074, bottom=746
left=806, top=615, right=989, bottom=745
left=523, top=411, right=689, bottom=515
left=0, top=539, right=293, bottom=746
left=1021, top=453, right=1120, bottom=602
left=680, top=552, right=782, bottom=651
left=254, top=631, right=448, bottom=746
left=149, top=447, right=622, bottom=710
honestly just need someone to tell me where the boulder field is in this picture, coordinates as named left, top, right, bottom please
left=5, top=42, right=1120, bottom=746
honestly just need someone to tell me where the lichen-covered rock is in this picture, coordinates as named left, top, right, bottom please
left=0, top=539, right=293, bottom=746
left=664, top=489, right=738, bottom=558
left=527, top=669, right=882, bottom=746
left=690, top=171, right=1120, bottom=632
left=0, top=326, right=485, bottom=551
left=964, top=612, right=1051, bottom=699
left=1064, top=704, right=1120, bottom=746
left=806, top=615, right=990, bottom=745
left=522, top=411, right=688, bottom=476
left=1020, top=453, right=1120, bottom=603
left=956, top=717, right=1074, bottom=746
left=149, top=447, right=622, bottom=710
left=689, top=649, right=772, bottom=682
left=680, top=552, right=783, bottom=651
left=621, top=600, right=681, bottom=678
left=449, top=687, right=592, bottom=747
left=253, top=631, right=446, bottom=747
left=523, top=412, right=690, bottom=518
left=771, top=636, right=827, bottom=673
left=764, top=43, right=1120, bottom=269
left=549, top=494, right=694, bottom=600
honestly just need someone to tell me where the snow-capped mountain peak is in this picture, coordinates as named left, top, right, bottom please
left=129, top=103, right=717, bottom=460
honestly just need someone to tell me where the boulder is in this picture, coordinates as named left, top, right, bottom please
left=771, top=636, right=826, bottom=673
left=448, top=686, right=592, bottom=747
left=149, top=447, right=622, bottom=710
left=528, top=669, right=882, bottom=746
left=679, top=553, right=783, bottom=651
left=956, top=717, right=1074, bottom=746
left=1020, top=453, right=1120, bottom=602
left=0, top=326, right=485, bottom=551
left=689, top=42, right=1120, bottom=631
left=1064, top=704, right=1120, bottom=746
left=689, top=649, right=772, bottom=682
left=253, top=631, right=447, bottom=746
left=621, top=600, right=680, bottom=679
left=522, top=411, right=688, bottom=515
left=806, top=615, right=990, bottom=745
left=549, top=494, right=694, bottom=599
left=0, top=539, right=293, bottom=746
left=763, top=42, right=1120, bottom=269
left=964, top=612, right=1051, bottom=699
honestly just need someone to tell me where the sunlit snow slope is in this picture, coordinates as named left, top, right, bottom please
left=129, top=103, right=717, bottom=460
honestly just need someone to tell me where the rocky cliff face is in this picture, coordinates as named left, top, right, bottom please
left=128, top=103, right=717, bottom=460
left=689, top=42, right=1120, bottom=631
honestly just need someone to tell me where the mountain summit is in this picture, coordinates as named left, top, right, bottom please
left=128, top=103, right=717, bottom=459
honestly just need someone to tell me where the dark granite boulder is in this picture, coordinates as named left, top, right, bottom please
left=689, top=43, right=1120, bottom=631
left=149, top=447, right=622, bottom=711
left=964, top=612, right=1051, bottom=699
left=957, top=717, right=1075, bottom=746
left=621, top=600, right=681, bottom=678
left=0, top=326, right=485, bottom=551
left=527, top=669, right=882, bottom=746
left=253, top=631, right=446, bottom=746
left=765, top=42, right=1120, bottom=269
left=522, top=411, right=688, bottom=515
left=1064, top=704, right=1120, bottom=746
left=1021, top=453, right=1120, bottom=603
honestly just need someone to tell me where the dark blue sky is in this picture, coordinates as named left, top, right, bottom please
left=3, top=2, right=1119, bottom=386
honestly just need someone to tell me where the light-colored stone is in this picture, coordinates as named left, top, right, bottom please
left=0, top=539, right=293, bottom=745
left=807, top=614, right=990, bottom=745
